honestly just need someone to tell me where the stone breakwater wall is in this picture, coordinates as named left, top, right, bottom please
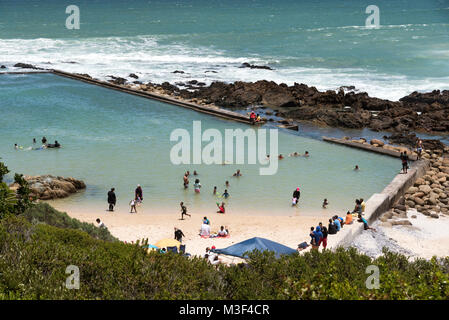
left=322, top=136, right=418, bottom=160
left=332, top=158, right=431, bottom=248
left=51, top=70, right=259, bottom=125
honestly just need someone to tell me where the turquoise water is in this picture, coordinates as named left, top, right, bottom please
left=0, top=73, right=399, bottom=216
left=0, top=0, right=449, bottom=100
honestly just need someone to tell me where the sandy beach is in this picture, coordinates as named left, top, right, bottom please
left=51, top=203, right=329, bottom=258
left=51, top=201, right=449, bottom=261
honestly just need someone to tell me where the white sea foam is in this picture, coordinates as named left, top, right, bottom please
left=1, top=36, right=449, bottom=101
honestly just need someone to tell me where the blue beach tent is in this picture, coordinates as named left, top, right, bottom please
left=211, top=237, right=297, bottom=259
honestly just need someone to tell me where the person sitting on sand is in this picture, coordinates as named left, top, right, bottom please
left=322, top=198, right=329, bottom=208
left=297, top=241, right=310, bottom=252
left=222, top=189, right=230, bottom=199
left=328, top=219, right=337, bottom=235
left=345, top=211, right=353, bottom=225
left=194, top=179, right=201, bottom=193
left=96, top=218, right=106, bottom=228
left=200, top=223, right=211, bottom=237
left=180, top=202, right=191, bottom=220
left=203, top=216, right=210, bottom=225
left=217, top=226, right=229, bottom=237
left=174, top=227, right=185, bottom=243
left=233, top=169, right=242, bottom=177
left=217, top=202, right=225, bottom=214
left=358, top=213, right=376, bottom=231
left=129, top=199, right=137, bottom=213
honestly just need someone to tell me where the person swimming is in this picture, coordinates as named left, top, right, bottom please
left=289, top=152, right=300, bottom=157
left=304, top=151, right=309, bottom=157
left=278, top=154, right=284, bottom=159
left=322, top=198, right=329, bottom=208
left=233, top=169, right=242, bottom=177
left=354, top=165, right=359, bottom=171
left=213, top=186, right=217, bottom=195
left=222, top=189, right=230, bottom=199
left=46, top=140, right=61, bottom=148
left=225, top=180, right=230, bottom=187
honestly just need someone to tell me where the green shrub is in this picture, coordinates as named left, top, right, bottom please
left=22, top=202, right=117, bottom=242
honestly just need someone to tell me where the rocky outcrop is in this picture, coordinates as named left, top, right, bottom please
left=384, top=133, right=447, bottom=152
left=9, top=175, right=86, bottom=200
left=13, top=63, right=44, bottom=70
left=107, top=75, right=127, bottom=85
left=133, top=79, right=449, bottom=134
left=239, top=62, right=274, bottom=70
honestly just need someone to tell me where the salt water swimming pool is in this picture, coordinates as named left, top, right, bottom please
left=0, top=73, right=399, bottom=216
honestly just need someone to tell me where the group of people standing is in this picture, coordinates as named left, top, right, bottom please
left=299, top=198, right=374, bottom=252
left=107, top=184, right=143, bottom=213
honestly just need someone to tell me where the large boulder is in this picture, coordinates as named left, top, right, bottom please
left=9, top=175, right=85, bottom=200
left=419, top=185, right=432, bottom=194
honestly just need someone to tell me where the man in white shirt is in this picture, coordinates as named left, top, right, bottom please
left=96, top=218, right=106, bottom=228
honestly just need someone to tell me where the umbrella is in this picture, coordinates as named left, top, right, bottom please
left=155, top=238, right=181, bottom=249
left=143, top=244, right=159, bottom=252
left=211, top=237, right=297, bottom=259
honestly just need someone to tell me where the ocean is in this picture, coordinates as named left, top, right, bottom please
left=1, top=0, right=449, bottom=101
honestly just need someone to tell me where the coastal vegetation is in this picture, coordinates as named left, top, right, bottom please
left=0, top=161, right=448, bottom=300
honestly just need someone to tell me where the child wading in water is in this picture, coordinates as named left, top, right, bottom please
left=129, top=199, right=137, bottom=213
left=194, top=179, right=201, bottom=193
